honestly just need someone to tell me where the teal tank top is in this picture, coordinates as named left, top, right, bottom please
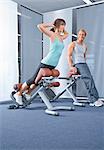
left=41, top=37, right=64, bottom=67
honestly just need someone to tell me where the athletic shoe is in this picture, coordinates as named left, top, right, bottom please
left=14, top=93, right=23, bottom=105
left=23, top=93, right=31, bottom=101
left=98, top=98, right=104, bottom=102
left=89, top=99, right=104, bottom=107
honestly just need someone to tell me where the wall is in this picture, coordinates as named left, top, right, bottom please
left=0, top=0, right=18, bottom=101
left=20, top=6, right=43, bottom=82
left=76, top=3, right=104, bottom=97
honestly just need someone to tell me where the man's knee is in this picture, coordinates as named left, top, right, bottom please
left=82, top=76, right=92, bottom=89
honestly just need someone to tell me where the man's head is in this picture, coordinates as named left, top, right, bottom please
left=77, top=29, right=87, bottom=42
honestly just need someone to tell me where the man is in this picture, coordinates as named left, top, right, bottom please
left=67, top=29, right=104, bottom=107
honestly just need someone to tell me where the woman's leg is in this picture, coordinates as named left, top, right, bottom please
left=25, top=84, right=36, bottom=95
left=14, top=64, right=42, bottom=104
left=35, top=68, right=53, bottom=84
left=13, top=82, right=30, bottom=105
left=51, top=69, right=60, bottom=77
left=26, top=69, right=60, bottom=94
left=24, top=68, right=60, bottom=95
left=14, top=66, right=53, bottom=104
left=16, top=82, right=30, bottom=96
left=23, top=68, right=54, bottom=100
left=16, top=63, right=44, bottom=96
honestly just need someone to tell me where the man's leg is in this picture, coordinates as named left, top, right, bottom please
left=75, top=63, right=99, bottom=103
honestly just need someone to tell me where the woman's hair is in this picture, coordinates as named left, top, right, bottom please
left=77, top=29, right=87, bottom=36
left=50, top=18, right=66, bottom=32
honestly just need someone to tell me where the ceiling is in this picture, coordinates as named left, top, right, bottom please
left=12, top=0, right=104, bottom=13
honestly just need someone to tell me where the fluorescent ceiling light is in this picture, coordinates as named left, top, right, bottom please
left=83, top=0, right=93, bottom=5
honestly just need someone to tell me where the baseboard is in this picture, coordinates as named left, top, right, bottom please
left=0, top=100, right=13, bottom=105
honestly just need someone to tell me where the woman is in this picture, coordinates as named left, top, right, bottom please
left=14, top=18, right=68, bottom=105
left=67, top=29, right=104, bottom=107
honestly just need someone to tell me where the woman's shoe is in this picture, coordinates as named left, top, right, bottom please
left=23, top=93, right=31, bottom=101
left=14, top=93, right=23, bottom=105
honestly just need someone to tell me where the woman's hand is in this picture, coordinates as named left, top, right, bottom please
left=61, top=30, right=69, bottom=40
left=48, top=22, right=55, bottom=27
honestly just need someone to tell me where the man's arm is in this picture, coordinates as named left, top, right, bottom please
left=84, top=45, right=87, bottom=59
left=67, top=42, right=75, bottom=67
left=67, top=42, right=77, bottom=74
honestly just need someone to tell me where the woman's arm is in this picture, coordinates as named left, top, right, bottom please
left=37, top=22, right=54, bottom=37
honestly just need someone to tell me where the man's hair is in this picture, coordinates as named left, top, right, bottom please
left=77, top=29, right=87, bottom=36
